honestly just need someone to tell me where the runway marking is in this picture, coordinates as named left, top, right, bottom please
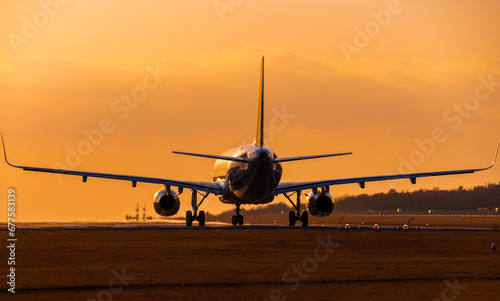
left=4, top=222, right=495, bottom=231
left=63, top=226, right=90, bottom=229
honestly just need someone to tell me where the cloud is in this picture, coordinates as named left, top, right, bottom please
left=1, top=52, right=499, bottom=140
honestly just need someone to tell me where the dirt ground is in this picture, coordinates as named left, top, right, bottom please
left=1, top=218, right=500, bottom=300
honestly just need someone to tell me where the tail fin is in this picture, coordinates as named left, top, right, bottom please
left=254, top=56, right=265, bottom=147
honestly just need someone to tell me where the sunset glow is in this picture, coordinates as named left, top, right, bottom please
left=1, top=0, right=499, bottom=221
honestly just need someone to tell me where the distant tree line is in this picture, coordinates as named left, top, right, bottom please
left=209, top=183, right=500, bottom=216
left=335, top=183, right=500, bottom=211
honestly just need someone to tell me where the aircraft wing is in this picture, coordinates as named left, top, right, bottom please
left=2, top=135, right=221, bottom=195
left=275, top=143, right=499, bottom=195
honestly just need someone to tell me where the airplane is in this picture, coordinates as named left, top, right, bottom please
left=2, top=57, right=499, bottom=227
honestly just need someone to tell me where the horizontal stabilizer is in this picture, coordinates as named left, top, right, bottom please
left=172, top=151, right=249, bottom=163
left=274, top=152, right=353, bottom=163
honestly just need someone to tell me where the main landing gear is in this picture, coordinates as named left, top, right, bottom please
left=231, top=204, right=244, bottom=226
left=186, top=190, right=209, bottom=227
left=284, top=191, right=308, bottom=227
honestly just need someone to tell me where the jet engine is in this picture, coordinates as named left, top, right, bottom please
left=153, top=187, right=181, bottom=217
left=306, top=187, right=334, bottom=217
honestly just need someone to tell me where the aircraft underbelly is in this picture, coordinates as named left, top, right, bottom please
left=218, top=160, right=282, bottom=204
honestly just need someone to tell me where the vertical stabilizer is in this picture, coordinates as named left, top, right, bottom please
left=254, top=56, right=265, bottom=146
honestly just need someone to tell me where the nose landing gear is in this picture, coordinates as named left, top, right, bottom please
left=231, top=204, right=244, bottom=226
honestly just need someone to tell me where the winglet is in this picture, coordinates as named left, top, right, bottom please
left=1, top=133, right=14, bottom=167
left=254, top=56, right=265, bottom=147
left=492, top=141, right=500, bottom=167
left=477, top=140, right=500, bottom=171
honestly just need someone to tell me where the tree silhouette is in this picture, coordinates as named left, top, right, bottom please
left=336, top=182, right=500, bottom=211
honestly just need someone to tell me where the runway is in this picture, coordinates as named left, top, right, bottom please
left=9, top=221, right=496, bottom=232
left=2, top=224, right=499, bottom=301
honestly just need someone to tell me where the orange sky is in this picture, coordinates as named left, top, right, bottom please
left=1, top=0, right=499, bottom=222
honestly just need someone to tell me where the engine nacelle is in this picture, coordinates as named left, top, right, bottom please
left=153, top=188, right=181, bottom=217
left=307, top=190, right=334, bottom=217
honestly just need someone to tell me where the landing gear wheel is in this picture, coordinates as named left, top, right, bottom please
left=231, top=204, right=243, bottom=226
left=300, top=211, right=308, bottom=227
left=198, top=211, right=205, bottom=227
left=289, top=211, right=296, bottom=226
left=186, top=211, right=193, bottom=227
